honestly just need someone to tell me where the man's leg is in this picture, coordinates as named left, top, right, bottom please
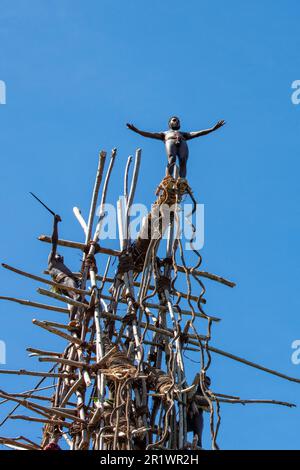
left=62, top=277, right=80, bottom=301
left=62, top=277, right=80, bottom=321
left=178, top=141, right=189, bottom=178
left=166, top=141, right=177, bottom=177
left=194, top=412, right=204, bottom=447
left=187, top=409, right=204, bottom=448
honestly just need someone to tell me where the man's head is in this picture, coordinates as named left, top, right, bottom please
left=168, top=116, right=181, bottom=130
left=55, top=253, right=64, bottom=263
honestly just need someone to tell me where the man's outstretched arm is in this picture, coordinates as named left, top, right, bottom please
left=185, top=120, right=225, bottom=140
left=48, top=214, right=62, bottom=265
left=126, top=123, right=164, bottom=140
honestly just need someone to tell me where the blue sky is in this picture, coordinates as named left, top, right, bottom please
left=0, top=0, right=300, bottom=450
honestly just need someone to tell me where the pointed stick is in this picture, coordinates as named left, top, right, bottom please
left=85, top=150, right=107, bottom=243
left=0, top=437, right=41, bottom=450
left=0, top=393, right=54, bottom=419
left=177, top=266, right=236, bottom=288
left=0, top=295, right=68, bottom=313
left=1, top=263, right=89, bottom=296
left=37, top=288, right=88, bottom=309
left=73, top=207, right=88, bottom=236
left=38, top=235, right=120, bottom=257
left=38, top=357, right=92, bottom=369
left=27, top=347, right=62, bottom=357
left=3, top=393, right=52, bottom=403
left=9, top=415, right=72, bottom=428
left=125, top=148, right=141, bottom=246
left=0, top=369, right=75, bottom=379
left=32, top=319, right=83, bottom=346
left=81, top=148, right=117, bottom=293
left=35, top=320, right=71, bottom=331
left=208, top=345, right=300, bottom=384
left=124, top=155, right=132, bottom=205
left=93, top=148, right=117, bottom=244
left=0, top=385, right=56, bottom=405
left=211, top=398, right=295, bottom=408
left=0, top=366, right=57, bottom=427
left=0, top=391, right=86, bottom=423
left=8, top=435, right=42, bottom=449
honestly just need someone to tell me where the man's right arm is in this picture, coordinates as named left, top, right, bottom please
left=48, top=214, right=61, bottom=266
left=126, top=123, right=164, bottom=140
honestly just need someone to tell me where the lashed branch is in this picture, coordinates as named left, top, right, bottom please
left=2, top=263, right=89, bottom=296
left=0, top=295, right=68, bottom=313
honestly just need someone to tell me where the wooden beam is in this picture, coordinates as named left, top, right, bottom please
left=0, top=369, right=74, bottom=379
left=0, top=296, right=68, bottom=314
left=1, top=263, right=89, bottom=297
left=38, top=235, right=120, bottom=257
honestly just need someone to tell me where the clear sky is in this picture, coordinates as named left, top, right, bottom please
left=0, top=0, right=300, bottom=450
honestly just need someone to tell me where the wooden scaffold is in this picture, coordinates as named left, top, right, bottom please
left=0, top=148, right=299, bottom=451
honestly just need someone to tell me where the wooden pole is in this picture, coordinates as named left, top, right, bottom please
left=0, top=295, right=69, bottom=313
left=85, top=151, right=107, bottom=243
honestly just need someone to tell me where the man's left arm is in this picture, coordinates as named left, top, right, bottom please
left=184, top=120, right=225, bottom=140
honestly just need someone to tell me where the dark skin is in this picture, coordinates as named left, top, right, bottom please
left=48, top=214, right=79, bottom=302
left=127, top=117, right=225, bottom=178
left=187, top=376, right=211, bottom=448
left=126, top=119, right=225, bottom=141
left=49, top=214, right=62, bottom=261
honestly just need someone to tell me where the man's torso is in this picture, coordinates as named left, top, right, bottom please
left=48, top=259, right=75, bottom=281
left=163, top=130, right=187, bottom=143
